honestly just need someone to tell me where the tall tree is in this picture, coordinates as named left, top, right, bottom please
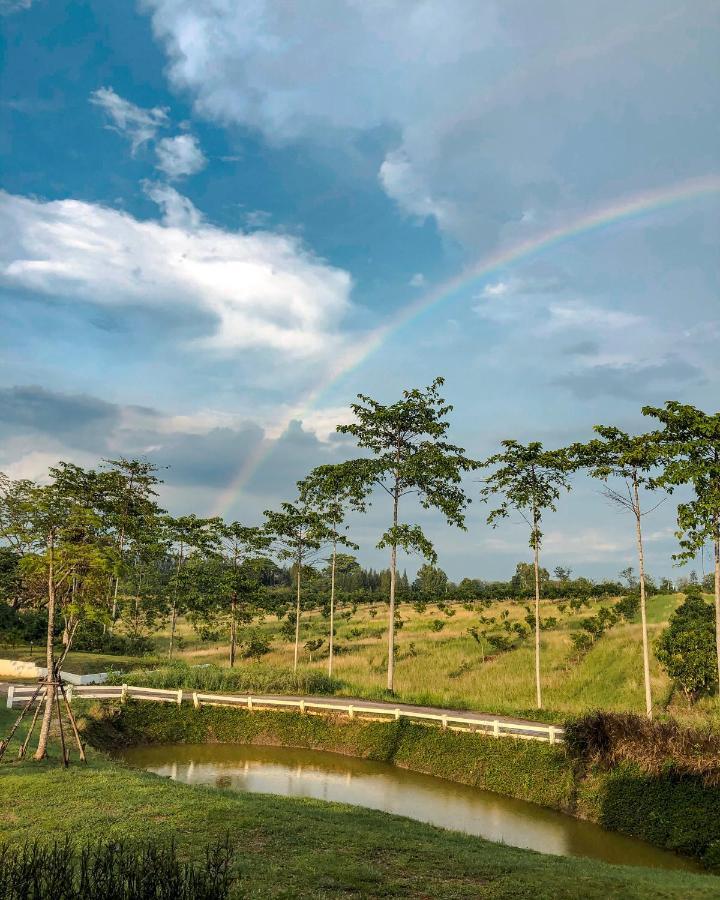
left=299, top=462, right=367, bottom=677
left=570, top=426, right=661, bottom=718
left=642, top=402, right=720, bottom=692
left=210, top=521, right=270, bottom=667
left=264, top=501, right=332, bottom=672
left=479, top=440, right=570, bottom=709
left=100, top=458, right=164, bottom=625
left=163, top=514, right=219, bottom=658
left=339, top=377, right=475, bottom=692
left=1, top=468, right=113, bottom=759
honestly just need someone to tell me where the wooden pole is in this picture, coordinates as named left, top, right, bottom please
left=58, top=680, right=86, bottom=763
left=55, top=683, right=69, bottom=768
left=17, top=688, right=47, bottom=760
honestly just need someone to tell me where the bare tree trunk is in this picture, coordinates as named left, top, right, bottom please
left=229, top=596, right=237, bottom=668
left=533, top=533, right=542, bottom=710
left=34, top=534, right=56, bottom=760
left=633, top=478, right=653, bottom=718
left=715, top=531, right=720, bottom=695
left=168, top=603, right=177, bottom=659
left=293, top=561, right=302, bottom=673
left=328, top=539, right=336, bottom=678
left=387, top=486, right=399, bottom=693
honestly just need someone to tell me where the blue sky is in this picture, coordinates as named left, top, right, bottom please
left=0, top=0, right=718, bottom=581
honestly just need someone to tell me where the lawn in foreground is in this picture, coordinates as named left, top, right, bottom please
left=0, top=711, right=717, bottom=899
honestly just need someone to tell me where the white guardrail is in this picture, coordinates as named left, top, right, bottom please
left=5, top=684, right=564, bottom=744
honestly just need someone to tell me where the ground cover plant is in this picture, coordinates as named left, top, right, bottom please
left=0, top=836, right=235, bottom=900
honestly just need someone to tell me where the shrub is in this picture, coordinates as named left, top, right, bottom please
left=0, top=836, right=235, bottom=900
left=242, top=633, right=271, bottom=660
left=430, top=619, right=445, bottom=632
left=656, top=595, right=718, bottom=702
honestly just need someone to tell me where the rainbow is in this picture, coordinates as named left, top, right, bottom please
left=212, top=173, right=720, bottom=517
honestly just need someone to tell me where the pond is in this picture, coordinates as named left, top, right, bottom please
left=117, top=743, right=701, bottom=872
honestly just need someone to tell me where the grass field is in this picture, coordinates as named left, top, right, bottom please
left=3, top=593, right=718, bottom=728
left=0, top=706, right=717, bottom=899
left=154, top=593, right=719, bottom=727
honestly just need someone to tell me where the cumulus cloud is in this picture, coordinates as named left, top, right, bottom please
left=0, top=189, right=352, bottom=356
left=155, top=133, right=207, bottom=178
left=90, top=87, right=169, bottom=152
left=140, top=0, right=718, bottom=249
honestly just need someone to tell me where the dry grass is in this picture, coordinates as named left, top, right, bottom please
left=147, top=593, right=720, bottom=728
left=564, top=711, right=720, bottom=786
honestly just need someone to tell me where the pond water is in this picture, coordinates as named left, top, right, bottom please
left=117, top=743, right=701, bottom=872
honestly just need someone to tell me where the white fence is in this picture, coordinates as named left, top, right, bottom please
left=5, top=684, right=564, bottom=744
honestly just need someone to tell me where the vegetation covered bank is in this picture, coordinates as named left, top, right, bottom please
left=85, top=701, right=720, bottom=870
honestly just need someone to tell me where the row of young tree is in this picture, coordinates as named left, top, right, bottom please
left=1, top=379, right=719, bottom=757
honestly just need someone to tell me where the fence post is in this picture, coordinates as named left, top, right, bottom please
left=193, top=692, right=199, bottom=710
left=441, top=714, right=448, bottom=731
left=548, top=725, right=555, bottom=745
left=493, top=720, right=500, bottom=738
left=121, top=684, right=128, bottom=705
left=177, top=689, right=183, bottom=706
left=248, top=695, right=253, bottom=711
left=66, top=685, right=73, bottom=704
left=299, top=699, right=305, bottom=714
left=394, top=708, right=400, bottom=721
left=348, top=705, right=354, bottom=720
left=6, top=685, right=14, bottom=709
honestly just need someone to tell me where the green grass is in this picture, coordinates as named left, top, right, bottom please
left=142, top=593, right=720, bottom=728
left=0, top=646, right=159, bottom=675
left=0, top=708, right=717, bottom=899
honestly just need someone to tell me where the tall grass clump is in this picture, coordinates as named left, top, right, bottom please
left=564, top=710, right=720, bottom=785
left=109, top=660, right=341, bottom=696
left=0, top=836, right=235, bottom=899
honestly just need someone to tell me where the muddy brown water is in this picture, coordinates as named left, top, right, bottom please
left=116, top=742, right=703, bottom=872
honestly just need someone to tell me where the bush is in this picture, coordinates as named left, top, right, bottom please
left=656, top=595, right=718, bottom=702
left=0, top=836, right=235, bottom=899
left=108, top=660, right=341, bottom=695
left=564, top=711, right=720, bottom=786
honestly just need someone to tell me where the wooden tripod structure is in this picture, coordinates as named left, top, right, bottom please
left=0, top=668, right=86, bottom=766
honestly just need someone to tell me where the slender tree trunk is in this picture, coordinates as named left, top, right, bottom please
left=328, top=538, right=336, bottom=678
left=293, top=559, right=302, bottom=673
left=168, top=544, right=183, bottom=660
left=34, top=534, right=56, bottom=760
left=633, top=478, right=653, bottom=718
left=229, top=595, right=237, bottom=668
left=168, top=603, right=177, bottom=659
left=532, top=528, right=542, bottom=710
left=714, top=530, right=720, bottom=695
left=387, top=485, right=399, bottom=693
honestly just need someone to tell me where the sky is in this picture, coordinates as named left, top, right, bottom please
left=0, top=0, right=718, bottom=582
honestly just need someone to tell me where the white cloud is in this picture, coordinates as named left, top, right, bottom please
left=140, top=0, right=718, bottom=251
left=90, top=87, right=168, bottom=152
left=483, top=527, right=627, bottom=562
left=0, top=0, right=33, bottom=14
left=0, top=189, right=352, bottom=357
left=155, top=133, right=207, bottom=178
left=546, top=301, right=644, bottom=332
left=143, top=181, right=203, bottom=228
left=481, top=281, right=510, bottom=298
left=409, top=272, right=425, bottom=288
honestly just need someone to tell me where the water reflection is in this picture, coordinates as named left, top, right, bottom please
left=117, top=743, right=700, bottom=872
